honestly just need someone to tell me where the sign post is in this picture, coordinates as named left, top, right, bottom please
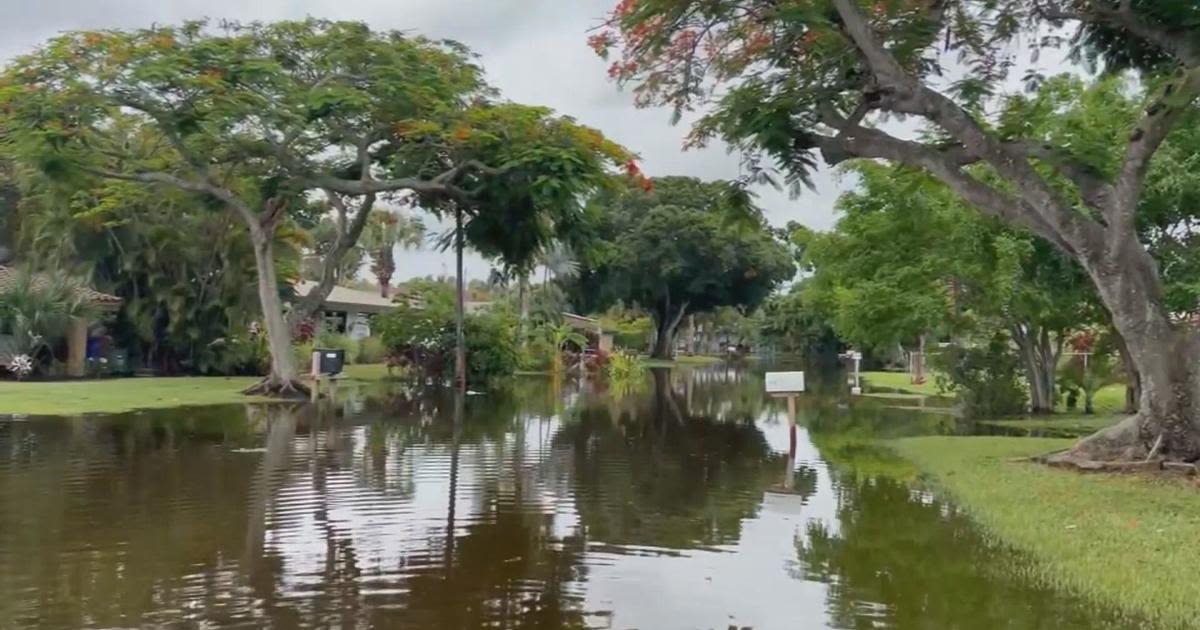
left=766, top=371, right=804, bottom=493
left=765, top=371, right=805, bottom=428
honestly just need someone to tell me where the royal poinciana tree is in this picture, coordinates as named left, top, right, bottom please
left=594, top=0, right=1200, bottom=464
left=1, top=19, right=631, bottom=396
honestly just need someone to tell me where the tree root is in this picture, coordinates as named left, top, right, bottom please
left=1031, top=414, right=1200, bottom=474
left=242, top=377, right=312, bottom=399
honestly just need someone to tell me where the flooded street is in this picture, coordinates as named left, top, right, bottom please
left=0, top=366, right=1134, bottom=629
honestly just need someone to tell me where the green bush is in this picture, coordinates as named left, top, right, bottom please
left=375, top=303, right=521, bottom=385
left=292, top=339, right=315, bottom=373
left=932, top=335, right=1027, bottom=418
left=314, top=331, right=361, bottom=364
left=358, top=336, right=387, bottom=364
left=521, top=336, right=556, bottom=371
left=606, top=351, right=646, bottom=381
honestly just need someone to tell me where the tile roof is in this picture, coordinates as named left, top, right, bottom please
left=0, top=265, right=123, bottom=307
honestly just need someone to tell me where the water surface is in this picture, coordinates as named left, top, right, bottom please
left=0, top=366, right=1139, bottom=629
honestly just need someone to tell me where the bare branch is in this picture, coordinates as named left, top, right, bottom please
left=289, top=191, right=378, bottom=325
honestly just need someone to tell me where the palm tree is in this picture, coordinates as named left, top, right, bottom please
left=544, top=322, right=588, bottom=373
left=0, top=267, right=96, bottom=375
left=361, top=209, right=424, bottom=297
left=538, top=242, right=579, bottom=285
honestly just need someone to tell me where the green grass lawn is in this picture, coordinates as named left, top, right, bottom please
left=641, top=355, right=724, bottom=368
left=893, top=436, right=1200, bottom=629
left=862, top=370, right=944, bottom=395
left=0, top=363, right=393, bottom=416
left=983, top=413, right=1124, bottom=435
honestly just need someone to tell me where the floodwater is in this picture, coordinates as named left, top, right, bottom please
left=0, top=366, right=1140, bottom=629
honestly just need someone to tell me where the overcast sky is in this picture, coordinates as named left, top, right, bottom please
left=1, top=0, right=852, bottom=281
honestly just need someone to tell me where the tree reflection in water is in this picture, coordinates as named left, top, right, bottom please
left=0, top=365, right=1139, bottom=630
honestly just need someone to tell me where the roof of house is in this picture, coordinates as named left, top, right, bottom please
left=294, top=281, right=398, bottom=314
left=0, top=265, right=122, bottom=310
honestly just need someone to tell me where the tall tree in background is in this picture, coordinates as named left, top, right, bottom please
left=596, top=0, right=1200, bottom=464
left=2, top=19, right=631, bottom=396
left=572, top=177, right=795, bottom=358
left=361, top=207, right=424, bottom=297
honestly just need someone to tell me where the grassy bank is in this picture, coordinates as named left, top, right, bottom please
left=641, top=355, right=724, bottom=368
left=0, top=363, right=393, bottom=416
left=862, top=370, right=943, bottom=395
left=893, top=436, right=1200, bottom=629
left=982, top=413, right=1124, bottom=435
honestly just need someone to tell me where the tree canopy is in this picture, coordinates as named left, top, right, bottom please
left=571, top=176, right=794, bottom=358
left=594, top=0, right=1200, bottom=463
left=0, top=19, right=633, bottom=394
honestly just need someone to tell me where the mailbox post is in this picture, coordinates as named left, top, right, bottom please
left=765, top=371, right=805, bottom=428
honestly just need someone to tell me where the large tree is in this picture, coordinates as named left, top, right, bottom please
left=1, top=19, right=629, bottom=396
left=595, top=0, right=1200, bottom=464
left=805, top=162, right=1097, bottom=413
left=572, top=176, right=795, bottom=358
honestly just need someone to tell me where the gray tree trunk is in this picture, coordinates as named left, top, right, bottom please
left=245, top=226, right=307, bottom=397
left=651, top=302, right=689, bottom=360
left=454, top=208, right=467, bottom=389
left=1059, top=245, right=1200, bottom=462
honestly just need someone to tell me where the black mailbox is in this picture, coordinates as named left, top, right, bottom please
left=311, top=348, right=345, bottom=376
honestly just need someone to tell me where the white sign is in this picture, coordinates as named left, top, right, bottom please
left=765, top=371, right=805, bottom=394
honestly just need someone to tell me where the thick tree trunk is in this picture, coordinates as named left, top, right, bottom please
left=650, top=301, right=689, bottom=360
left=1053, top=245, right=1200, bottom=464
left=244, top=227, right=310, bottom=398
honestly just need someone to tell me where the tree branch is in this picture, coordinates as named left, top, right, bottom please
left=1111, top=67, right=1200, bottom=234
left=1046, top=0, right=1200, bottom=66
left=288, top=191, right=378, bottom=325
left=81, top=166, right=258, bottom=226
left=829, top=0, right=911, bottom=87
left=812, top=131, right=1100, bottom=255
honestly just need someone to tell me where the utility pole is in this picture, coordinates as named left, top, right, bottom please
left=454, top=206, right=467, bottom=390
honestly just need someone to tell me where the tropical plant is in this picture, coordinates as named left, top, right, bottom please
left=361, top=209, right=424, bottom=297
left=0, top=268, right=96, bottom=375
left=606, top=351, right=646, bottom=382
left=542, top=322, right=588, bottom=373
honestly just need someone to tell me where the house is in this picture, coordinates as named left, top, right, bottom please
left=562, top=312, right=615, bottom=353
left=0, top=265, right=123, bottom=377
left=293, top=281, right=398, bottom=339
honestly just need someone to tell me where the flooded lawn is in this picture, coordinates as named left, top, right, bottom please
left=0, top=367, right=1136, bottom=629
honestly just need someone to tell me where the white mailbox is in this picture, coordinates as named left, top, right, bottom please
left=765, top=371, right=805, bottom=394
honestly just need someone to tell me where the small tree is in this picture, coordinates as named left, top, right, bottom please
left=361, top=208, right=424, bottom=297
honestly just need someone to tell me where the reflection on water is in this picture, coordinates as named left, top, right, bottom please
left=0, top=366, right=1138, bottom=629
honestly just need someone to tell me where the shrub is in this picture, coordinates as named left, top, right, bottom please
left=358, top=336, right=387, bottom=364
left=932, top=335, right=1027, bottom=418
left=606, top=350, right=646, bottom=381
left=375, top=304, right=521, bottom=385
left=521, top=336, right=556, bottom=371
left=314, top=331, right=361, bottom=365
